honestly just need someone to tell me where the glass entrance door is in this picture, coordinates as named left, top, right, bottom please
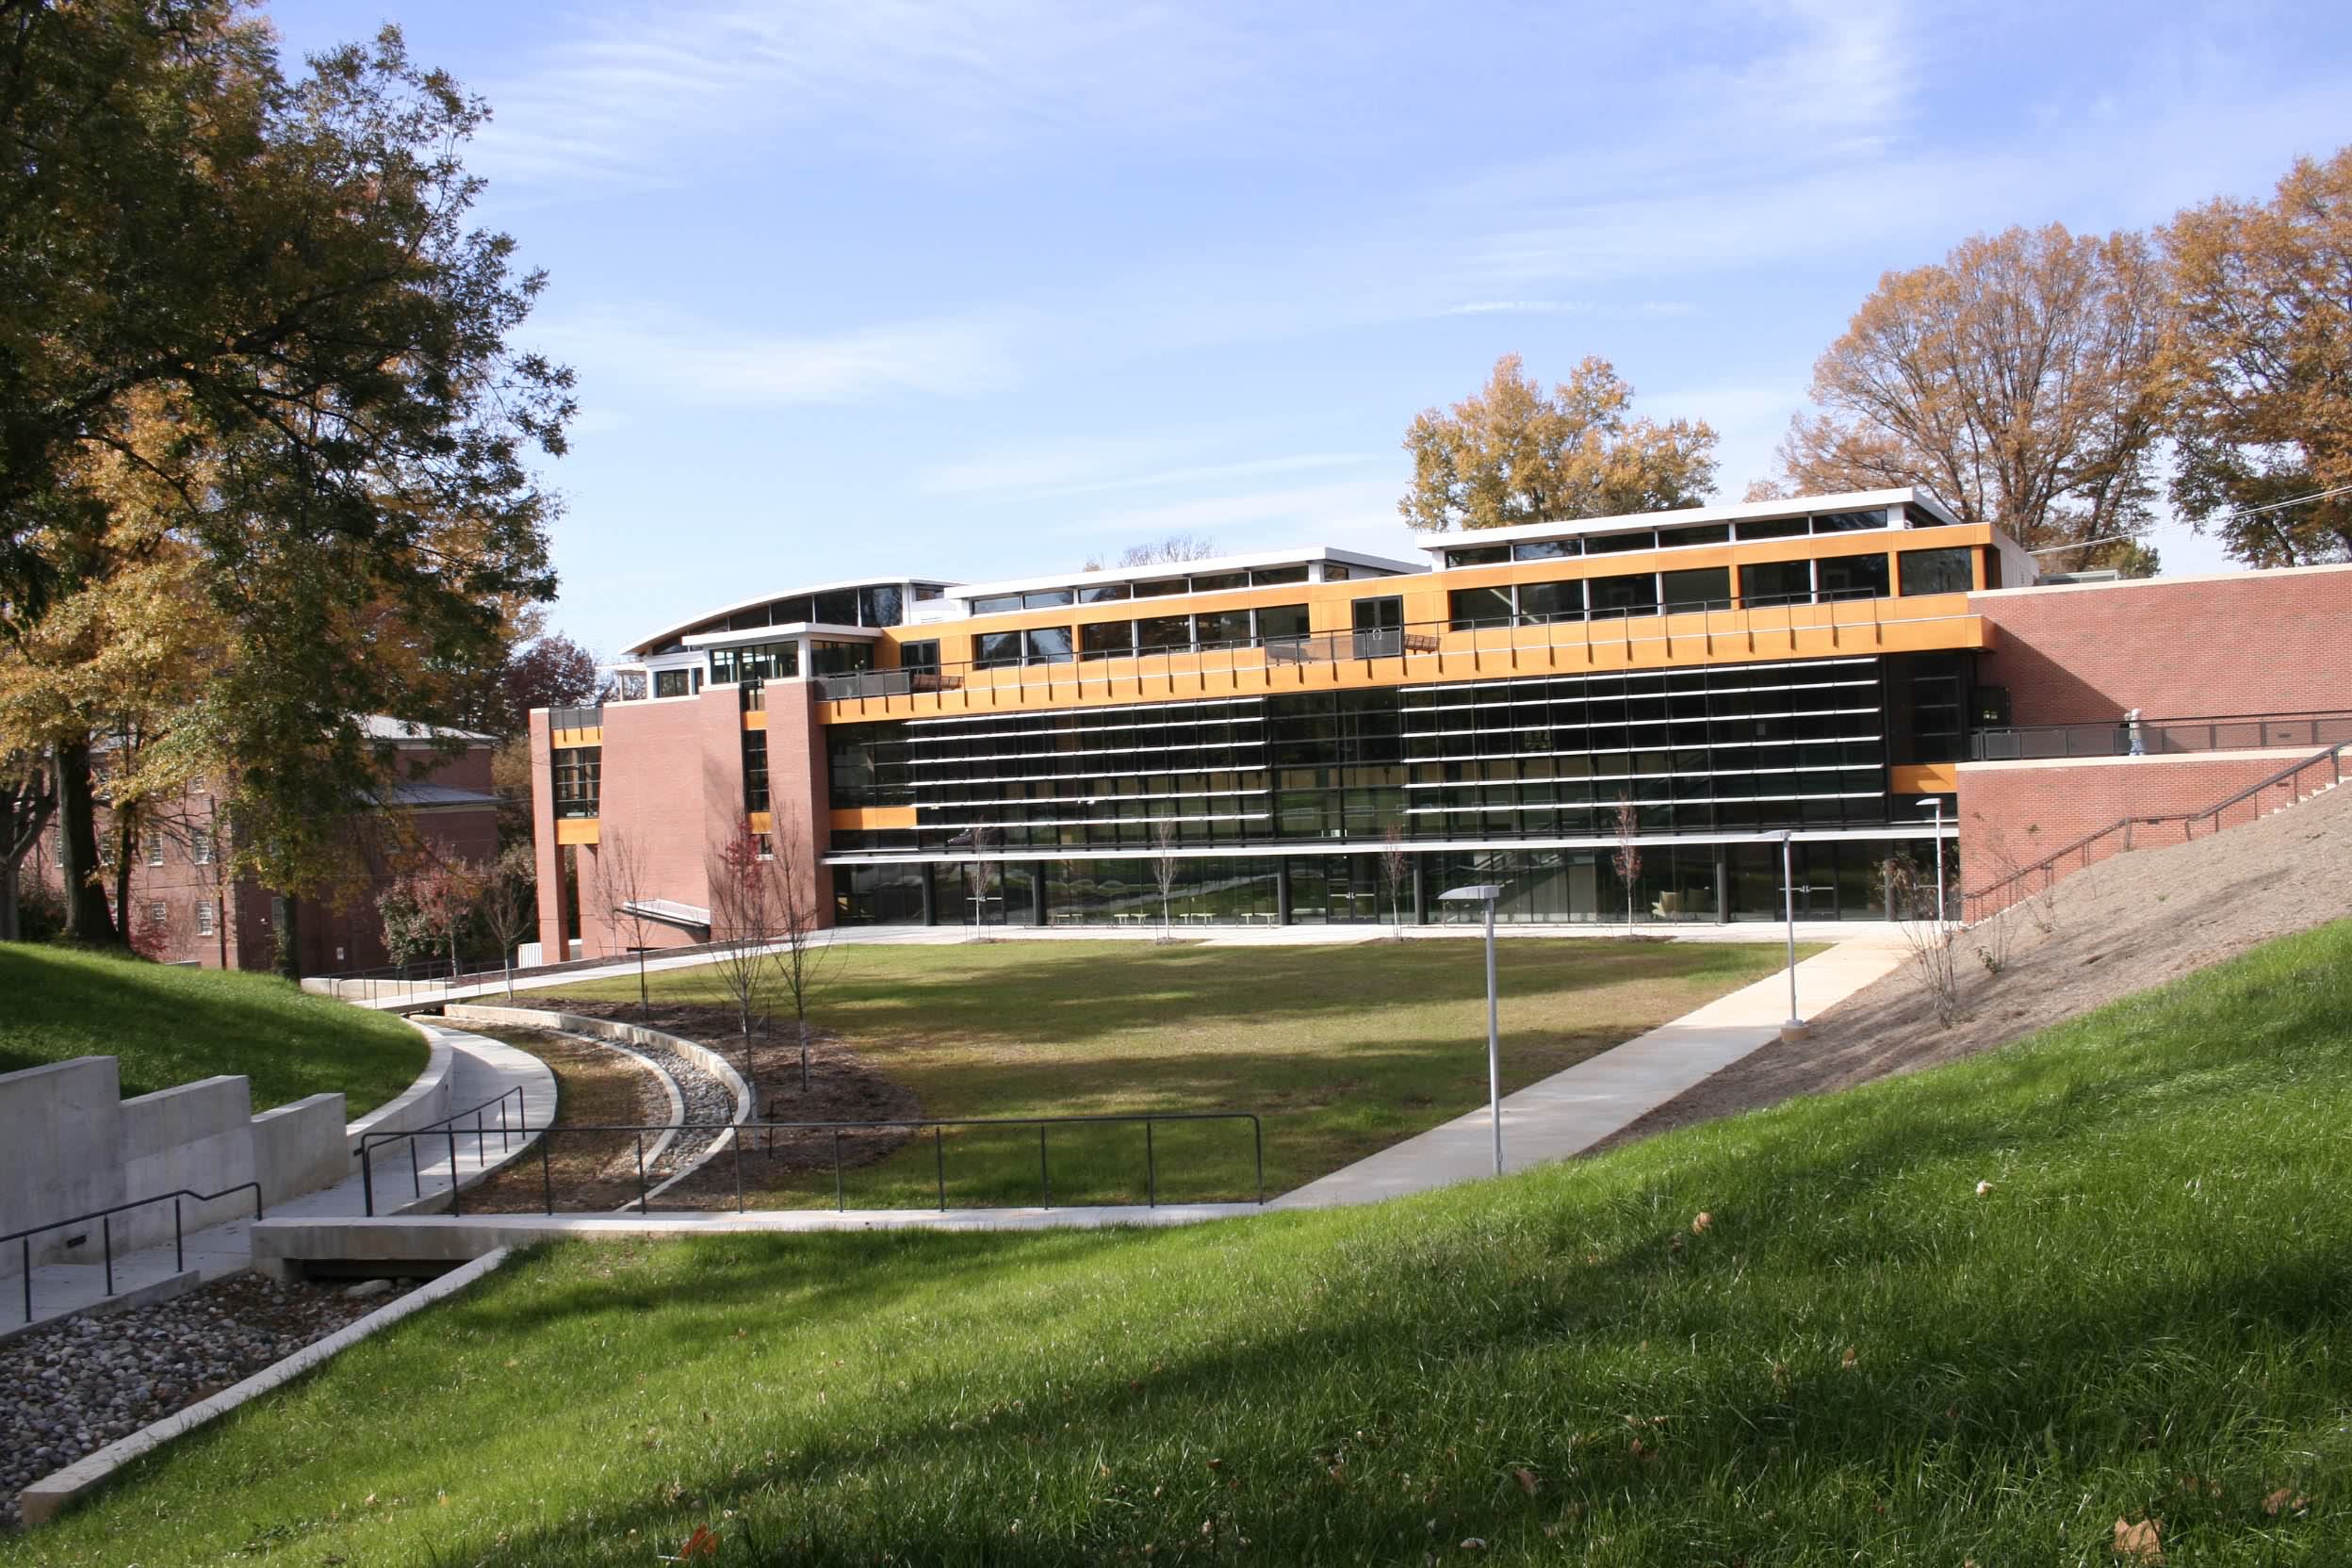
left=1352, top=596, right=1404, bottom=659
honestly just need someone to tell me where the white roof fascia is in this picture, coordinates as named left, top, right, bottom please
left=680, top=622, right=881, bottom=649
left=624, top=579, right=959, bottom=656
left=948, top=546, right=1426, bottom=605
left=1412, top=487, right=1962, bottom=558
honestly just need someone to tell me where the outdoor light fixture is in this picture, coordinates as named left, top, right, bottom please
left=1919, top=797, right=1947, bottom=932
left=1439, top=882, right=1506, bottom=1175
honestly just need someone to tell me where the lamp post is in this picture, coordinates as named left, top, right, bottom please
left=1439, top=882, right=1505, bottom=1175
left=1919, top=797, right=1947, bottom=930
left=1779, top=831, right=1806, bottom=1040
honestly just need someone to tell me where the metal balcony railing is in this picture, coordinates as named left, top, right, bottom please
left=1969, top=709, right=2352, bottom=762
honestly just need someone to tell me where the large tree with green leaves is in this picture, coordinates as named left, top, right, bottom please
left=0, top=3, right=571, bottom=944
left=2164, top=146, right=2352, bottom=564
left=1398, top=354, right=1718, bottom=532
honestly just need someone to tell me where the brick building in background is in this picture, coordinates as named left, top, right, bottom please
left=27, top=717, right=500, bottom=973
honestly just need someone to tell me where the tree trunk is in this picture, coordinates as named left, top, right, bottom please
left=111, top=808, right=135, bottom=946
left=272, top=893, right=302, bottom=979
left=0, top=861, right=16, bottom=943
left=56, top=741, right=120, bottom=945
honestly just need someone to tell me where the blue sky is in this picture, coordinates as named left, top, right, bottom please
left=274, top=1, right=2351, bottom=660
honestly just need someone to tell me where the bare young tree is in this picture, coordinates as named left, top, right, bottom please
left=1151, top=816, right=1183, bottom=942
left=1086, top=533, right=1220, bottom=570
left=1882, top=854, right=1963, bottom=1027
left=476, top=842, right=538, bottom=1000
left=600, top=830, right=658, bottom=1014
left=965, top=824, right=997, bottom=938
left=1611, top=792, right=1643, bottom=928
left=706, top=825, right=780, bottom=1091
left=1379, top=825, right=1411, bottom=941
left=767, top=828, right=842, bottom=1095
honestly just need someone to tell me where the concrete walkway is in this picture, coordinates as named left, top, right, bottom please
left=339, top=919, right=1904, bottom=1010
left=1271, top=934, right=1909, bottom=1209
left=5, top=1025, right=555, bottom=1338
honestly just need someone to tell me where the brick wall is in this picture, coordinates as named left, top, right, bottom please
left=1973, top=564, right=2352, bottom=726
left=578, top=689, right=748, bottom=958
left=764, top=686, right=834, bottom=927
left=1956, top=750, right=2330, bottom=915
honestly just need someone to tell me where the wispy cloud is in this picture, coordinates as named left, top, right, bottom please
left=535, top=307, right=1024, bottom=406
left=924, top=445, right=1380, bottom=501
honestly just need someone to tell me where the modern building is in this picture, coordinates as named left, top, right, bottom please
left=27, top=717, right=501, bottom=972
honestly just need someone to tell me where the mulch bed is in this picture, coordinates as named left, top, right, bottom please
left=530, top=998, right=923, bottom=1198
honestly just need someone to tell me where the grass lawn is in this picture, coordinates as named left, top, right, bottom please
left=17, top=919, right=2352, bottom=1564
left=542, top=937, right=1806, bottom=1203
left=0, top=944, right=427, bottom=1115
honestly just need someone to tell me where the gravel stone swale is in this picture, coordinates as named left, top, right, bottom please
left=0, top=1273, right=386, bottom=1531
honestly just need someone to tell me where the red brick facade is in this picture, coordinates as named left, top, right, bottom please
left=1973, top=564, right=2352, bottom=726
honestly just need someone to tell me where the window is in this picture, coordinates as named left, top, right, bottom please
left=1022, top=589, right=1074, bottom=609
left=1323, top=564, right=1353, bottom=581
left=974, top=631, right=1023, bottom=669
left=188, top=776, right=208, bottom=796
left=1024, top=627, right=1074, bottom=664
left=1445, top=545, right=1509, bottom=567
left=1255, top=603, right=1311, bottom=644
left=709, top=641, right=797, bottom=686
left=1449, top=586, right=1515, bottom=629
left=147, top=900, right=168, bottom=928
left=1518, top=580, right=1584, bottom=624
left=1899, top=547, right=1973, bottom=596
left=1250, top=565, right=1310, bottom=586
left=1188, top=571, right=1248, bottom=593
left=1818, top=552, right=1890, bottom=600
left=742, top=727, right=769, bottom=812
left=1080, top=621, right=1135, bottom=659
left=813, top=588, right=859, bottom=624
left=1661, top=565, right=1732, bottom=613
left=1589, top=573, right=1659, bottom=617
left=1736, top=515, right=1808, bottom=541
left=1812, top=508, right=1887, bottom=533
left=1195, top=610, right=1253, bottom=648
left=1586, top=530, right=1658, bottom=555
left=1077, top=581, right=1132, bottom=603
left=1137, top=615, right=1192, bottom=651
left=196, top=902, right=216, bottom=937
left=913, top=583, right=946, bottom=601
left=654, top=668, right=693, bottom=698
left=1740, top=560, right=1812, bottom=606
left=191, top=827, right=214, bottom=866
left=145, top=834, right=164, bottom=867
left=1655, top=523, right=1731, bottom=548
left=1513, top=539, right=1581, bottom=561
left=899, top=639, right=940, bottom=673
left=1133, top=578, right=1187, bottom=598
left=858, top=585, right=905, bottom=626
left=552, top=746, right=601, bottom=818
left=971, top=595, right=1022, bottom=615
left=810, top=641, right=874, bottom=677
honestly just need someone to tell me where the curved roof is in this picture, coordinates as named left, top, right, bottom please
left=622, top=578, right=957, bottom=658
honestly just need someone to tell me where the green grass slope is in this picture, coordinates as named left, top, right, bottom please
left=16, top=922, right=2352, bottom=1565
left=0, top=945, right=426, bottom=1115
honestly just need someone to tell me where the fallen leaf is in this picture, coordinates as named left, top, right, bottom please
left=1512, top=1466, right=1539, bottom=1496
left=2262, top=1487, right=2309, bottom=1516
left=1460, top=1540, right=1487, bottom=1552
left=1975, top=1180, right=1994, bottom=1196
left=2114, top=1516, right=2164, bottom=1562
left=1629, top=1438, right=1654, bottom=1462
left=1691, top=1212, right=1713, bottom=1233
left=1840, top=1348, right=1858, bottom=1370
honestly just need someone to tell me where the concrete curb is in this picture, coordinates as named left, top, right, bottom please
left=0, top=1267, right=204, bottom=1348
left=16, top=1247, right=513, bottom=1528
left=342, top=1021, right=457, bottom=1161
left=439, top=1005, right=751, bottom=1203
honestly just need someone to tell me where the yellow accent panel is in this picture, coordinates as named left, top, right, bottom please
left=819, top=605, right=1994, bottom=723
left=1891, top=763, right=1959, bottom=794
left=550, top=727, right=602, bottom=748
left=741, top=710, right=767, bottom=730
left=747, top=810, right=773, bottom=834
left=555, top=818, right=600, bottom=845
left=831, top=806, right=917, bottom=830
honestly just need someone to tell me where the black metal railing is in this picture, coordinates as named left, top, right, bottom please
left=420, top=1111, right=1265, bottom=1218
left=1962, top=738, right=2348, bottom=921
left=1970, top=708, right=2352, bottom=761
left=6, top=1183, right=264, bottom=1325
left=357, top=1086, right=531, bottom=1216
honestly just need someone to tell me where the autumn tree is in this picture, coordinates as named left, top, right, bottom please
left=1399, top=354, right=1717, bottom=532
left=1778, top=224, right=2170, bottom=564
left=707, top=826, right=780, bottom=1088
left=476, top=842, right=538, bottom=998
left=2164, top=147, right=2352, bottom=564
left=0, top=8, right=570, bottom=942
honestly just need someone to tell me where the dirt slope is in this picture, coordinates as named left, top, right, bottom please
left=1595, top=773, right=2352, bottom=1150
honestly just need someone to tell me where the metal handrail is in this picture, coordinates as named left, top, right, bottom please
left=357, top=1085, right=530, bottom=1216
left=7, top=1183, right=264, bottom=1325
left=430, top=1110, right=1266, bottom=1218
left=1971, top=709, right=2352, bottom=761
left=1962, top=739, right=2348, bottom=921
